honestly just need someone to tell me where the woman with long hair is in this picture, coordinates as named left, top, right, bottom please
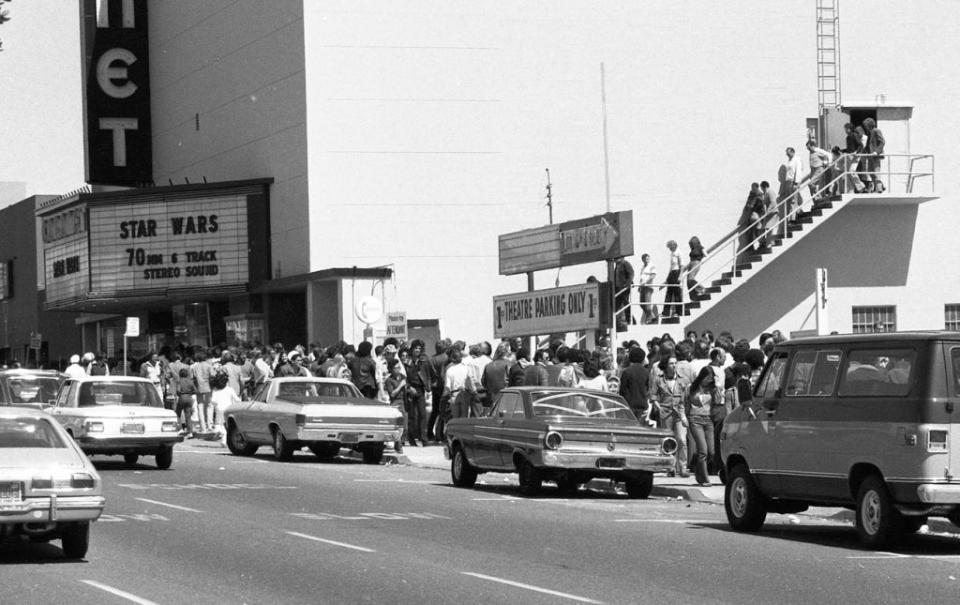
left=686, top=236, right=705, bottom=299
left=686, top=366, right=718, bottom=486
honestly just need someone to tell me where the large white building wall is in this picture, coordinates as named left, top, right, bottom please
left=149, top=1, right=310, bottom=278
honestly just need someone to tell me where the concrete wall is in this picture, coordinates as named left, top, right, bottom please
left=148, top=1, right=309, bottom=278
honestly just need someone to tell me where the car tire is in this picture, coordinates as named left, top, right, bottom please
left=725, top=464, right=767, bottom=532
left=226, top=423, right=258, bottom=457
left=272, top=428, right=295, bottom=461
left=450, top=446, right=477, bottom=488
left=856, top=475, right=903, bottom=548
left=624, top=472, right=654, bottom=499
left=361, top=443, right=385, bottom=465
left=123, top=453, right=139, bottom=467
left=309, top=443, right=340, bottom=460
left=61, top=522, right=90, bottom=559
left=518, top=459, right=542, bottom=496
left=155, top=446, right=173, bottom=470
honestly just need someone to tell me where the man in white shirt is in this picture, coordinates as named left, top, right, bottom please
left=444, top=348, right=476, bottom=419
left=777, top=147, right=803, bottom=235
left=806, top=139, right=832, bottom=204
left=638, top=253, right=659, bottom=324
left=64, top=354, right=86, bottom=380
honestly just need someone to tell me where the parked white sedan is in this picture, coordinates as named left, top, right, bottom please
left=47, top=376, right=183, bottom=469
left=0, top=406, right=105, bottom=559
left=224, top=377, right=403, bottom=464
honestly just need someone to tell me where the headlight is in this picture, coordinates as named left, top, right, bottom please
left=661, top=437, right=678, bottom=455
left=162, top=421, right=179, bottom=432
left=85, top=421, right=104, bottom=433
left=544, top=431, right=563, bottom=450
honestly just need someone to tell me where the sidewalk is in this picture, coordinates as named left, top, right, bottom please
left=385, top=444, right=726, bottom=504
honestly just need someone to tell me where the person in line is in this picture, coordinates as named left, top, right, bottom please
left=806, top=139, right=832, bottom=204
left=638, top=253, right=659, bottom=325
left=653, top=355, right=689, bottom=477
left=618, top=347, right=650, bottom=422
left=842, top=122, right=867, bottom=194
left=737, top=183, right=763, bottom=264
left=523, top=349, right=550, bottom=386
left=64, top=354, right=86, bottom=379
left=685, top=236, right=705, bottom=300
left=662, top=240, right=683, bottom=319
left=192, top=350, right=214, bottom=433
left=863, top=117, right=886, bottom=193
left=426, top=340, right=450, bottom=442
left=384, top=359, right=407, bottom=453
left=348, top=341, right=379, bottom=399
left=613, top=255, right=635, bottom=331
left=686, top=366, right=718, bottom=486
left=577, top=356, right=608, bottom=391
left=175, top=366, right=197, bottom=439
left=443, top=347, right=476, bottom=420
left=758, top=180, right=777, bottom=251
left=777, top=146, right=802, bottom=236
left=403, top=340, right=430, bottom=446
left=209, top=370, right=239, bottom=444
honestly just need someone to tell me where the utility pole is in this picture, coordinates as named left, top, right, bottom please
left=545, top=168, right=553, bottom=224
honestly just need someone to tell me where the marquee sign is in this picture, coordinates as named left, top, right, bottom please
left=492, top=282, right=609, bottom=338
left=81, top=0, right=152, bottom=186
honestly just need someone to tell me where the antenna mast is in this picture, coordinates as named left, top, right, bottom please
left=545, top=168, right=553, bottom=224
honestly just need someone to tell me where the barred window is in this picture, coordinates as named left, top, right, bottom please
left=852, top=306, right=896, bottom=334
left=946, top=304, right=960, bottom=331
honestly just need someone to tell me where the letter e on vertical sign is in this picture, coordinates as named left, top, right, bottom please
left=81, top=0, right=152, bottom=186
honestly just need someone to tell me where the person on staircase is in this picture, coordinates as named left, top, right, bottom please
left=806, top=139, right=832, bottom=206
left=613, top=256, right=635, bottom=331
left=662, top=240, right=683, bottom=319
left=863, top=117, right=886, bottom=193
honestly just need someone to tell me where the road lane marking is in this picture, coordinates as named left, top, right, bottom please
left=134, top=498, right=204, bottom=513
left=285, top=531, right=376, bottom=552
left=81, top=580, right=159, bottom=605
left=461, top=572, right=604, bottom=604
left=98, top=513, right=169, bottom=523
left=353, top=479, right=439, bottom=483
left=614, top=519, right=704, bottom=523
left=117, top=483, right=297, bottom=491
left=291, top=512, right=452, bottom=521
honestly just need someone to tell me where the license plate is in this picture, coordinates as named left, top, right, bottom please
left=0, top=482, right=22, bottom=504
left=339, top=433, right=358, bottom=444
left=122, top=423, right=145, bottom=434
left=596, top=457, right=626, bottom=469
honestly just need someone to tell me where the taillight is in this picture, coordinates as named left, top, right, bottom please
left=85, top=421, right=104, bottom=433
left=545, top=431, right=563, bottom=450
left=162, top=421, right=179, bottom=432
left=295, top=414, right=306, bottom=426
left=71, top=473, right=96, bottom=489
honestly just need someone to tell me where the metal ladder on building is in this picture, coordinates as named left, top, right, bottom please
left=817, top=0, right=841, bottom=111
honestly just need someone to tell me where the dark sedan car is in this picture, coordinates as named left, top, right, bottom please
left=445, top=387, right=678, bottom=498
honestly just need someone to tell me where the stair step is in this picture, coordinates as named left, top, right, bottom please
left=661, top=316, right=681, bottom=324
left=787, top=224, right=804, bottom=233
left=685, top=300, right=701, bottom=309
left=735, top=262, right=753, bottom=271
left=705, top=286, right=722, bottom=294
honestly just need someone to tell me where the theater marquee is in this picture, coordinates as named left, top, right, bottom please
left=38, top=179, right=272, bottom=309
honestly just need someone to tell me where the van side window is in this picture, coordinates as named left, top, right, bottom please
left=785, top=350, right=842, bottom=397
left=757, top=354, right=787, bottom=399
left=838, top=348, right=916, bottom=397
left=952, top=348, right=960, bottom=396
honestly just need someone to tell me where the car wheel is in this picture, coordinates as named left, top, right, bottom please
left=624, top=472, right=654, bottom=499
left=901, top=515, right=928, bottom=534
left=272, top=428, right=294, bottom=461
left=856, top=475, right=903, bottom=548
left=226, top=423, right=258, bottom=456
left=123, top=453, right=139, bottom=467
left=450, top=446, right=477, bottom=488
left=155, top=446, right=173, bottom=470
left=725, top=464, right=767, bottom=532
left=361, top=443, right=385, bottom=465
left=518, top=459, right=542, bottom=496
left=61, top=522, right=90, bottom=559
left=309, top=443, right=340, bottom=460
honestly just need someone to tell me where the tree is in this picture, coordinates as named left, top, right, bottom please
left=0, top=0, right=11, bottom=52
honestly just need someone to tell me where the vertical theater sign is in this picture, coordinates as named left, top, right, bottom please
left=81, top=0, right=152, bottom=186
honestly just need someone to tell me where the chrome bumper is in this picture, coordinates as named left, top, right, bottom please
left=78, top=434, right=183, bottom=452
left=917, top=484, right=960, bottom=504
left=297, top=427, right=402, bottom=444
left=0, top=495, right=105, bottom=523
left=539, top=450, right=675, bottom=472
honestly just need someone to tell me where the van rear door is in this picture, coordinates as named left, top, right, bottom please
left=945, top=345, right=960, bottom=483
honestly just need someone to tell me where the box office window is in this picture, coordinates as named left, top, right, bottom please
left=946, top=304, right=960, bottom=331
left=784, top=350, right=842, bottom=397
left=838, top=348, right=916, bottom=397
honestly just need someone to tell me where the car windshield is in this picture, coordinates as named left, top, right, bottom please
left=7, top=377, right=61, bottom=404
left=77, top=382, right=163, bottom=407
left=530, top=391, right=637, bottom=420
left=273, top=382, right=363, bottom=401
left=0, top=417, right=67, bottom=448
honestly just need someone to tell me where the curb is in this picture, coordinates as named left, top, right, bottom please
left=652, top=485, right=721, bottom=504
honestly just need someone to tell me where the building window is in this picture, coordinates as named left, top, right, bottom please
left=852, top=306, right=896, bottom=333
left=946, top=304, right=960, bottom=331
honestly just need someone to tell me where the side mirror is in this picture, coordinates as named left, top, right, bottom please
left=736, top=380, right=753, bottom=406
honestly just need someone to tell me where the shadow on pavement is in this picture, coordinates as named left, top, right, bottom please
left=0, top=537, right=82, bottom=565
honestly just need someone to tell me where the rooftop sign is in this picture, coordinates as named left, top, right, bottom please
left=498, top=211, right=633, bottom=275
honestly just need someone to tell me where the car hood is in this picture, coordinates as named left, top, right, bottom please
left=0, top=448, right=87, bottom=470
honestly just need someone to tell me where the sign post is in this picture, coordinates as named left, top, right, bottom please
left=124, top=317, right=140, bottom=376
left=815, top=268, right=829, bottom=335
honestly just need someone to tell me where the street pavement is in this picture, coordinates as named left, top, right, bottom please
left=3, top=440, right=960, bottom=604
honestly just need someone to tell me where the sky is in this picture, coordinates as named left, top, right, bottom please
left=2, top=1, right=959, bottom=342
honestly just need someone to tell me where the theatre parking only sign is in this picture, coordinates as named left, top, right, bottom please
left=493, top=283, right=603, bottom=338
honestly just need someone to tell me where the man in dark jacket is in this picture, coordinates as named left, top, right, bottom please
left=619, top=347, right=651, bottom=422
left=614, top=256, right=635, bottom=330
left=481, top=341, right=512, bottom=407
left=426, top=339, right=450, bottom=442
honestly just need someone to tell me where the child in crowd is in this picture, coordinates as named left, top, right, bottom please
left=209, top=370, right=240, bottom=445
left=384, top=358, right=407, bottom=454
